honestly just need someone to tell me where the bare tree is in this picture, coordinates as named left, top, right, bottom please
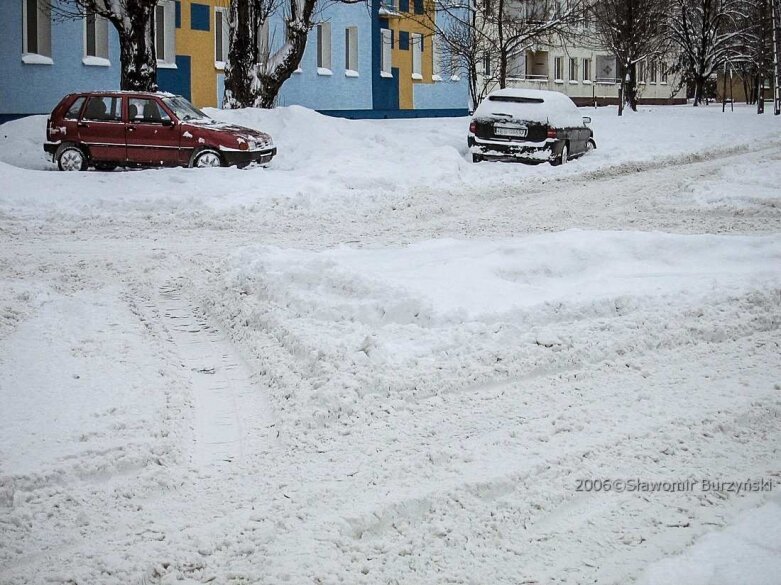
left=51, top=0, right=160, bottom=90
left=223, top=0, right=320, bottom=108
left=592, top=0, right=670, bottom=115
left=421, top=0, right=589, bottom=107
left=667, top=0, right=753, bottom=106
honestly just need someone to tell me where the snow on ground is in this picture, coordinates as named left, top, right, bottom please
left=219, top=231, right=780, bottom=422
left=0, top=104, right=780, bottom=584
left=639, top=494, right=781, bottom=585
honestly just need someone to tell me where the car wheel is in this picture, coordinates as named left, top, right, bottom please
left=56, top=144, right=87, bottom=171
left=191, top=150, right=223, bottom=168
left=586, top=139, right=596, bottom=153
left=472, top=154, right=483, bottom=163
left=552, top=143, right=569, bottom=166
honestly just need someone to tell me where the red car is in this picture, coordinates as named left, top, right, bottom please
left=44, top=91, right=276, bottom=171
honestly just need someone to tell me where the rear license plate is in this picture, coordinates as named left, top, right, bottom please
left=495, top=125, right=527, bottom=138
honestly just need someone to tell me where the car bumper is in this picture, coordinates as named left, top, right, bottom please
left=468, top=136, right=559, bottom=162
left=43, top=142, right=60, bottom=158
left=221, top=147, right=277, bottom=167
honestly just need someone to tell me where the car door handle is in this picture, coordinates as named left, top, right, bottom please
left=77, top=122, right=88, bottom=128
left=127, top=126, right=135, bottom=132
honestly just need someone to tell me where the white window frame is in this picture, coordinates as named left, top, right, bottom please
left=660, top=61, right=668, bottom=84
left=316, top=22, right=332, bottom=75
left=637, top=59, right=646, bottom=84
left=381, top=28, right=392, bottom=78
left=22, top=0, right=52, bottom=64
left=155, top=1, right=176, bottom=68
left=568, top=56, right=578, bottom=83
left=554, top=56, right=564, bottom=83
left=582, top=57, right=591, bottom=83
left=83, top=10, right=110, bottom=66
left=214, top=7, right=230, bottom=69
left=345, top=26, right=358, bottom=75
left=411, top=32, right=423, bottom=80
left=432, top=36, right=442, bottom=81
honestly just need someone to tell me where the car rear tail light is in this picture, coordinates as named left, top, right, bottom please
left=469, top=121, right=477, bottom=134
left=239, top=142, right=249, bottom=151
left=547, top=128, right=557, bottom=139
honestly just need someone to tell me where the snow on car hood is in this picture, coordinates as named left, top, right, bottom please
left=474, top=88, right=585, bottom=127
left=183, top=121, right=273, bottom=148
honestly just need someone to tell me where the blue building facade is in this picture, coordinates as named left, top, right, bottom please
left=0, top=0, right=121, bottom=122
left=2, top=0, right=468, bottom=121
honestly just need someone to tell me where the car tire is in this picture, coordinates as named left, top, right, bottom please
left=190, top=149, right=224, bottom=168
left=586, top=139, right=596, bottom=153
left=472, top=154, right=483, bottom=163
left=552, top=143, right=569, bottom=166
left=56, top=144, right=88, bottom=172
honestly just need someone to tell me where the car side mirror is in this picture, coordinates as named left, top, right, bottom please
left=162, top=118, right=174, bottom=127
left=582, top=116, right=592, bottom=124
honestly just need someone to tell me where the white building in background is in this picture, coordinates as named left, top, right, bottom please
left=476, top=20, right=687, bottom=106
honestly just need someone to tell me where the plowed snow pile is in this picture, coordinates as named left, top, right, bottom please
left=219, top=230, right=780, bottom=424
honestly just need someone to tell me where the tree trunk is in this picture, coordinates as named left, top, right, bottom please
left=693, top=75, right=705, bottom=106
left=224, top=0, right=316, bottom=109
left=625, top=62, right=638, bottom=111
left=223, top=0, right=260, bottom=108
left=113, top=5, right=157, bottom=90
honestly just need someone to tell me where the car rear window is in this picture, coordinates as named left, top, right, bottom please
left=487, top=96, right=544, bottom=104
left=64, top=97, right=86, bottom=120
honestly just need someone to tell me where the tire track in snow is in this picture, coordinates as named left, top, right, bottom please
left=158, top=279, right=262, bottom=468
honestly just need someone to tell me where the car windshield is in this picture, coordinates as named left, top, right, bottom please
left=162, top=96, right=211, bottom=122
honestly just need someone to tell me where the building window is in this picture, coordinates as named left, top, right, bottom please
left=411, top=32, right=423, bottom=79
left=22, top=0, right=52, bottom=58
left=568, top=56, right=578, bottom=82
left=649, top=60, right=658, bottom=84
left=637, top=59, right=646, bottom=83
left=155, top=1, right=176, bottom=65
left=345, top=26, right=358, bottom=74
left=381, top=28, right=393, bottom=77
left=554, top=56, right=564, bottom=81
left=215, top=7, right=229, bottom=67
left=84, top=10, right=109, bottom=63
left=316, top=22, right=332, bottom=72
left=481, top=52, right=491, bottom=76
left=660, top=61, right=668, bottom=84
left=582, top=57, right=591, bottom=81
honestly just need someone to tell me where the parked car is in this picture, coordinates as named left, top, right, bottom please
left=468, top=88, right=595, bottom=165
left=44, top=91, right=276, bottom=171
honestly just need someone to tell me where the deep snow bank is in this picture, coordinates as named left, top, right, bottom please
left=1, top=104, right=780, bottom=213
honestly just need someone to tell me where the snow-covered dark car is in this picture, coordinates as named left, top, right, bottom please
left=44, top=91, right=276, bottom=171
left=468, top=88, right=596, bottom=165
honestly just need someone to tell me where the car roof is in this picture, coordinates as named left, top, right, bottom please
left=487, top=88, right=575, bottom=104
left=75, top=90, right=178, bottom=98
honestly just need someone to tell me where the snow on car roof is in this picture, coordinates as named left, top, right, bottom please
left=474, top=88, right=584, bottom=127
